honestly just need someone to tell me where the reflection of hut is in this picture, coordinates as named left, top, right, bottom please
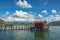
left=35, top=31, right=46, bottom=40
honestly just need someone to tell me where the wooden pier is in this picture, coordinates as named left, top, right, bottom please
left=0, top=23, right=34, bottom=31
left=0, top=20, right=49, bottom=31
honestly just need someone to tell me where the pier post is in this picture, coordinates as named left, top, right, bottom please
left=47, top=24, right=50, bottom=31
left=5, top=25, right=6, bottom=30
left=0, top=24, right=2, bottom=30
left=16, top=25, right=17, bottom=30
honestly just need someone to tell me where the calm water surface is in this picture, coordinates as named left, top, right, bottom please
left=0, top=26, right=60, bottom=40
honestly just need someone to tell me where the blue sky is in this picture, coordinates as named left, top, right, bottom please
left=0, top=0, right=60, bottom=22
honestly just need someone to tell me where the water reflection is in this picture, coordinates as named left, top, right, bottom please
left=0, top=30, right=46, bottom=40
left=34, top=31, right=46, bottom=40
left=0, top=26, right=60, bottom=40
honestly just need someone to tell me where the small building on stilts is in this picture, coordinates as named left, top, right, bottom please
left=30, top=21, right=47, bottom=31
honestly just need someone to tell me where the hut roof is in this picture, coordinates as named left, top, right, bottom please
left=34, top=21, right=45, bottom=23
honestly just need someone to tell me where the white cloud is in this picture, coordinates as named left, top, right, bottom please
left=44, top=1, right=48, bottom=5
left=3, top=11, right=9, bottom=16
left=51, top=10, right=57, bottom=14
left=6, top=10, right=35, bottom=22
left=16, top=0, right=32, bottom=8
left=55, top=14, right=59, bottom=17
left=1, top=10, right=60, bottom=23
left=55, top=14, right=60, bottom=21
left=13, top=10, right=35, bottom=18
left=0, top=11, right=10, bottom=21
left=37, top=14, right=45, bottom=21
left=41, top=10, right=47, bottom=14
left=6, top=16, right=13, bottom=21
left=38, top=14, right=43, bottom=18
left=45, top=14, right=60, bottom=23
left=41, top=0, right=49, bottom=5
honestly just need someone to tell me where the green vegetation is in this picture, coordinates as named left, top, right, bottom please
left=50, top=24, right=60, bottom=26
left=0, top=19, right=60, bottom=26
left=0, top=19, right=34, bottom=26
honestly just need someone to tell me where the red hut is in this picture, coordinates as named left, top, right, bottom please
left=34, top=21, right=46, bottom=30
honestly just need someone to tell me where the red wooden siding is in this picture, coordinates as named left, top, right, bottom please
left=34, top=21, right=46, bottom=29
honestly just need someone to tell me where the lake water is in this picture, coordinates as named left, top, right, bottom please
left=0, top=26, right=60, bottom=40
